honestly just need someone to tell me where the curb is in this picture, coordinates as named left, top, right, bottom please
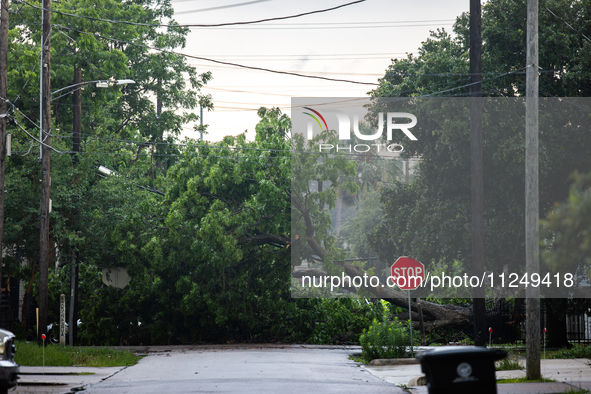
left=369, top=358, right=420, bottom=366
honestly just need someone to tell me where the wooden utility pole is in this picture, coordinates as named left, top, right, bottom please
left=525, top=0, right=541, bottom=380
left=38, top=0, right=51, bottom=345
left=0, top=0, right=9, bottom=307
left=72, top=68, right=81, bottom=161
left=69, top=67, right=81, bottom=346
left=470, top=0, right=486, bottom=347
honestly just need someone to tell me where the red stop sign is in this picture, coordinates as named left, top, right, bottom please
left=391, top=257, right=425, bottom=290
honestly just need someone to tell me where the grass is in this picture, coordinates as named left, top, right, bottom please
left=15, top=342, right=141, bottom=367
left=511, top=345, right=591, bottom=360
left=497, top=377, right=556, bottom=383
left=348, top=354, right=365, bottom=364
left=495, top=354, right=523, bottom=371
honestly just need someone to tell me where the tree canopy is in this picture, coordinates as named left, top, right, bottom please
left=366, top=0, right=591, bottom=299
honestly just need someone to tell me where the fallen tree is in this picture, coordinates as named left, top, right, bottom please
left=289, top=131, right=472, bottom=332
left=293, top=263, right=472, bottom=331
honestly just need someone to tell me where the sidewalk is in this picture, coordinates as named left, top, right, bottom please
left=363, top=358, right=591, bottom=393
left=13, top=366, right=125, bottom=394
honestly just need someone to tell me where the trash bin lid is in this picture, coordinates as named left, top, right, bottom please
left=416, top=346, right=507, bottom=361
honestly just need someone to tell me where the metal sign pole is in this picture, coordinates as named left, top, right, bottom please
left=408, top=290, right=413, bottom=356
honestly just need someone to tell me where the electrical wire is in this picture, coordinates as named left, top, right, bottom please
left=52, top=24, right=379, bottom=86
left=174, top=0, right=274, bottom=15
left=18, top=0, right=366, bottom=28
left=225, top=20, right=455, bottom=27
left=12, top=118, right=67, bottom=154
left=543, top=4, right=591, bottom=44
left=186, top=23, right=453, bottom=30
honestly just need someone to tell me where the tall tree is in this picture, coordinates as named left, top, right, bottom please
left=367, top=0, right=591, bottom=337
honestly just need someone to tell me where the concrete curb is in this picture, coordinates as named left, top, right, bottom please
left=369, top=358, right=420, bottom=366
left=408, top=375, right=426, bottom=386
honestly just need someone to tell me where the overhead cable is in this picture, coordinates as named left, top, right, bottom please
left=53, top=25, right=378, bottom=85
left=18, top=0, right=366, bottom=28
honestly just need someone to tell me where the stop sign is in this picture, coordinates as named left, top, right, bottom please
left=391, top=257, right=425, bottom=290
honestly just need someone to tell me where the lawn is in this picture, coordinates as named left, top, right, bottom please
left=15, top=342, right=141, bottom=367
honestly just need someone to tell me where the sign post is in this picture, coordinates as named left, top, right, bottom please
left=408, top=290, right=413, bottom=356
left=391, top=257, right=425, bottom=357
left=60, top=294, right=65, bottom=345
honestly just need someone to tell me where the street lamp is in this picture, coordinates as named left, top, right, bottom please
left=40, top=79, right=136, bottom=158
left=51, top=79, right=136, bottom=102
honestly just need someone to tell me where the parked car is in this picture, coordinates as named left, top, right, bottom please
left=0, top=329, right=18, bottom=393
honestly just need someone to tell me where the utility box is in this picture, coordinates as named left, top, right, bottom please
left=416, top=346, right=507, bottom=394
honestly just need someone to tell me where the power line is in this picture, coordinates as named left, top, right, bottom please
left=542, top=5, right=591, bottom=44
left=187, top=23, right=453, bottom=30
left=18, top=0, right=366, bottom=28
left=12, top=117, right=68, bottom=154
left=230, top=20, right=455, bottom=26
left=193, top=52, right=408, bottom=58
left=174, top=0, right=273, bottom=14
left=185, top=62, right=385, bottom=77
left=53, top=25, right=379, bottom=85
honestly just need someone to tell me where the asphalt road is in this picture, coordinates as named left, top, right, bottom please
left=83, top=346, right=406, bottom=394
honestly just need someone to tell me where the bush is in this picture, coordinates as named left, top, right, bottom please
left=276, top=298, right=389, bottom=344
left=359, top=318, right=410, bottom=363
left=551, top=345, right=591, bottom=359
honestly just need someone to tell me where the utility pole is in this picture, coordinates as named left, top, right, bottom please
left=38, top=0, right=51, bottom=345
left=470, top=0, right=486, bottom=347
left=0, top=0, right=9, bottom=314
left=525, top=0, right=541, bottom=380
left=72, top=68, right=81, bottom=161
left=68, top=67, right=81, bottom=346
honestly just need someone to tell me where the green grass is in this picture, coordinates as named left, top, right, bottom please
left=348, top=354, right=365, bottom=364
left=495, top=354, right=523, bottom=371
left=512, top=349, right=561, bottom=359
left=497, top=377, right=555, bottom=383
left=512, top=345, right=591, bottom=360
left=15, top=342, right=141, bottom=367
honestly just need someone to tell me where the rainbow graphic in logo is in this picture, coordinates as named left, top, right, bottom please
left=303, top=107, right=328, bottom=132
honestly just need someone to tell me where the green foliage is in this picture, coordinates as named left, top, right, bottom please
left=287, top=299, right=388, bottom=344
left=367, top=0, right=591, bottom=287
left=550, top=345, right=591, bottom=359
left=359, top=318, right=413, bottom=363
left=543, top=172, right=591, bottom=279
left=4, top=0, right=218, bottom=345
left=15, top=342, right=139, bottom=367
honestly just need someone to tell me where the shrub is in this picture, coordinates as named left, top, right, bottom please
left=359, top=317, right=410, bottom=363
left=551, top=345, right=591, bottom=359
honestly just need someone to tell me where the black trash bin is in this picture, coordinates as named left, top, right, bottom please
left=416, top=346, right=507, bottom=394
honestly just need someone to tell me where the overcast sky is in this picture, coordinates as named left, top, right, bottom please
left=170, top=0, right=469, bottom=142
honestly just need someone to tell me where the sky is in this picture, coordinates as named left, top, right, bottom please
left=170, top=0, right=469, bottom=142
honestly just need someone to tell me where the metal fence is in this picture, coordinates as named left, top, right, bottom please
left=486, top=299, right=528, bottom=344
left=485, top=299, right=591, bottom=344
left=567, top=313, right=591, bottom=343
